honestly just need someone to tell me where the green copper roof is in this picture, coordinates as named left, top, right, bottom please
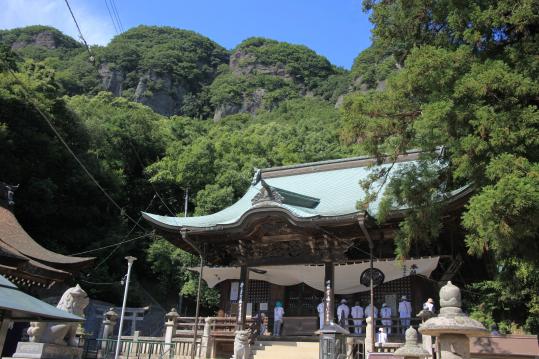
left=0, top=275, right=84, bottom=321
left=143, top=151, right=434, bottom=231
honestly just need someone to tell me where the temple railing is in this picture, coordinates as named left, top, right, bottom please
left=344, top=316, right=422, bottom=335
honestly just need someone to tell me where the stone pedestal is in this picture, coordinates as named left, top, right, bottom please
left=200, top=317, right=214, bottom=359
left=421, top=334, right=433, bottom=356
left=164, top=308, right=179, bottom=354
left=438, top=334, right=470, bottom=359
left=8, top=342, right=82, bottom=359
left=364, top=316, right=373, bottom=354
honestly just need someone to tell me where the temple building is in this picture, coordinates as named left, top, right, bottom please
left=142, top=150, right=475, bottom=334
left=0, top=183, right=94, bottom=289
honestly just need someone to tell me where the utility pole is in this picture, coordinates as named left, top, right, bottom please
left=114, top=256, right=137, bottom=359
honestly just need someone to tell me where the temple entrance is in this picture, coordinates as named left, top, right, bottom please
left=285, top=283, right=322, bottom=317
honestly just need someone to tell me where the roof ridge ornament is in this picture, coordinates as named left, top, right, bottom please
left=0, top=182, right=19, bottom=209
left=251, top=168, right=261, bottom=185
left=251, top=180, right=284, bottom=205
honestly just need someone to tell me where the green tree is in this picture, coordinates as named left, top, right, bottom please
left=342, top=0, right=539, bottom=333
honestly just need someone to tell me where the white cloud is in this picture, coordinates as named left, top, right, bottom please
left=1, top=0, right=115, bottom=46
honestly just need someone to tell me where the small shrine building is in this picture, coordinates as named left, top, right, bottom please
left=142, top=150, right=472, bottom=334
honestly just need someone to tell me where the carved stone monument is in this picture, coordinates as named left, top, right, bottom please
left=11, top=285, right=89, bottom=359
left=419, top=281, right=487, bottom=359
left=394, top=326, right=431, bottom=359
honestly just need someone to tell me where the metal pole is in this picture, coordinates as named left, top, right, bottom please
left=114, top=256, right=137, bottom=359
left=184, top=188, right=189, bottom=218
left=369, top=242, right=375, bottom=351
left=191, top=253, right=204, bottom=359
left=359, top=217, right=376, bottom=351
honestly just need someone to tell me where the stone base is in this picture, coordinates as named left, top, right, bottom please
left=5, top=342, right=83, bottom=359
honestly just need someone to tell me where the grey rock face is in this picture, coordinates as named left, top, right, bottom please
left=98, top=64, right=123, bottom=96
left=229, top=49, right=291, bottom=80
left=11, top=31, right=57, bottom=50
left=133, top=70, right=187, bottom=116
left=213, top=88, right=267, bottom=122
left=213, top=103, right=242, bottom=121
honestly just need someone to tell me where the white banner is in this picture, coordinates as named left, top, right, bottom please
left=191, top=257, right=439, bottom=294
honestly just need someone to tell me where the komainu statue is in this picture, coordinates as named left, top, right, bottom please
left=27, top=284, right=89, bottom=346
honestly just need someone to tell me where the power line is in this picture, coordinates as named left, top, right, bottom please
left=104, top=0, right=119, bottom=34
left=126, top=140, right=179, bottom=217
left=110, top=0, right=125, bottom=32
left=3, top=65, right=147, bottom=233
left=63, top=0, right=93, bottom=60
left=70, top=195, right=157, bottom=256
left=69, top=232, right=152, bottom=256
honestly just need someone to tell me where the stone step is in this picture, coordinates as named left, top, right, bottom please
left=255, top=341, right=319, bottom=348
left=250, top=341, right=319, bottom=359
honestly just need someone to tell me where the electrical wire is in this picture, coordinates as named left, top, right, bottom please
left=69, top=232, right=152, bottom=256
left=70, top=194, right=156, bottom=258
left=63, top=0, right=93, bottom=59
left=3, top=65, right=147, bottom=233
left=109, top=0, right=124, bottom=32
left=104, top=0, right=119, bottom=34
left=80, top=279, right=120, bottom=286
left=127, top=140, right=179, bottom=217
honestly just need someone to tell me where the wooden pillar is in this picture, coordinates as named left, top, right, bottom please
left=236, top=265, right=250, bottom=330
left=323, top=261, right=335, bottom=326
left=0, top=311, right=11, bottom=356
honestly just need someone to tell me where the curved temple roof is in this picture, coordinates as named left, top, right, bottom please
left=143, top=150, right=460, bottom=233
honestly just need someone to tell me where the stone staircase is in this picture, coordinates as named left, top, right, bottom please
left=249, top=340, right=319, bottom=359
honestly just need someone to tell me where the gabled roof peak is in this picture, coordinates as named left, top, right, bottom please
left=260, top=149, right=425, bottom=179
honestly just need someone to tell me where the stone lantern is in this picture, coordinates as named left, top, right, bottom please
left=419, top=281, right=487, bottom=359
left=394, top=326, right=431, bottom=359
left=164, top=308, right=179, bottom=352
left=101, top=307, right=119, bottom=350
left=319, top=323, right=348, bottom=359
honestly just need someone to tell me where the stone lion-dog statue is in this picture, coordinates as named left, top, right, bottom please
left=27, top=284, right=89, bottom=346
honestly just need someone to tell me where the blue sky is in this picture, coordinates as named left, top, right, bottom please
left=2, top=0, right=373, bottom=69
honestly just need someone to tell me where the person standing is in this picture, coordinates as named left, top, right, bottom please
left=423, top=298, right=435, bottom=312
left=380, top=303, right=392, bottom=335
left=376, top=327, right=388, bottom=347
left=364, top=302, right=378, bottom=320
left=398, top=295, right=412, bottom=334
left=273, top=300, right=284, bottom=336
left=337, top=299, right=350, bottom=332
left=317, top=298, right=325, bottom=329
left=350, top=301, right=364, bottom=334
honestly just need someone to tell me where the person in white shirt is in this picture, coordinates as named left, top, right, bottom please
left=423, top=298, right=435, bottom=312
left=317, top=298, right=325, bottom=329
left=337, top=299, right=350, bottom=332
left=364, top=303, right=378, bottom=319
left=350, top=301, right=364, bottom=334
left=376, top=327, right=388, bottom=347
left=398, top=295, right=412, bottom=334
left=273, top=300, right=284, bottom=336
left=380, top=303, right=392, bottom=335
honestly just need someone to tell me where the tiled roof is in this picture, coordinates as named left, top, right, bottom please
left=0, top=207, right=93, bottom=267
left=143, top=150, right=454, bottom=231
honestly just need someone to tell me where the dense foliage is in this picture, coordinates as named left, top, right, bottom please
left=342, top=0, right=539, bottom=333
left=1, top=1, right=538, bottom=331
left=0, top=29, right=350, bottom=311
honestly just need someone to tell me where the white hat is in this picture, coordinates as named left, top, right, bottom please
left=401, top=295, right=407, bottom=300
left=341, top=299, right=347, bottom=304
left=427, top=298, right=434, bottom=303
left=379, top=328, right=384, bottom=332
left=382, top=303, right=387, bottom=307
